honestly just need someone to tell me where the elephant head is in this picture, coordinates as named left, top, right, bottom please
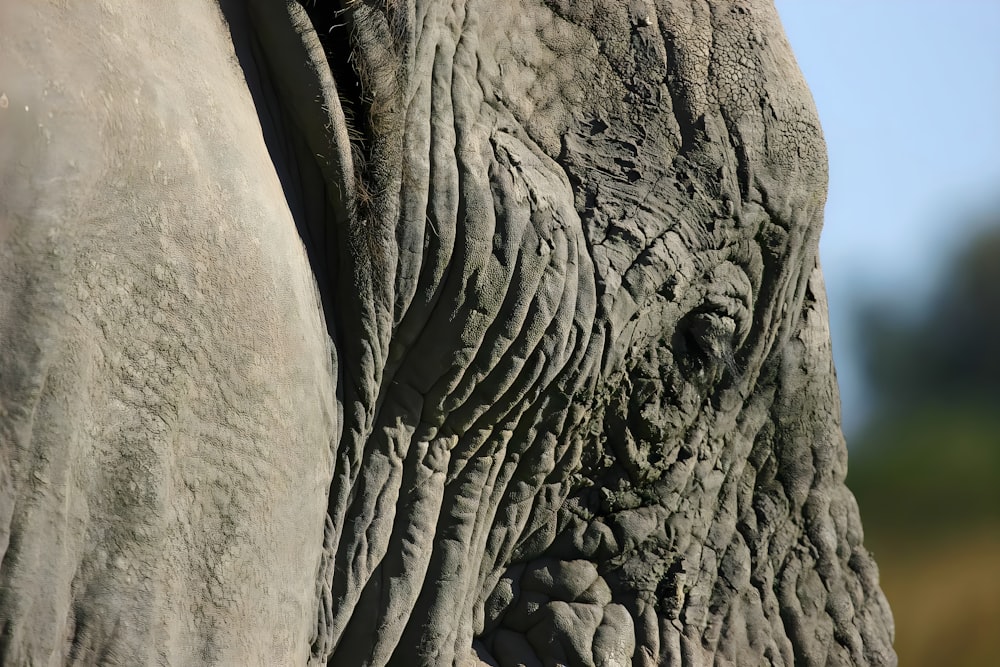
left=0, top=0, right=894, bottom=665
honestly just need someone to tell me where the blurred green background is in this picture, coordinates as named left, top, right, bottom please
left=773, top=4, right=1000, bottom=665
left=847, top=215, right=1000, bottom=666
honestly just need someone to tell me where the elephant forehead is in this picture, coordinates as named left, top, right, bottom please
left=465, top=0, right=825, bottom=183
left=427, top=0, right=826, bottom=337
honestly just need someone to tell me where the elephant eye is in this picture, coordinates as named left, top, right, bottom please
left=675, top=307, right=744, bottom=381
left=689, top=311, right=736, bottom=358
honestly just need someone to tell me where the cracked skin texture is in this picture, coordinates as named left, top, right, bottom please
left=0, top=0, right=895, bottom=665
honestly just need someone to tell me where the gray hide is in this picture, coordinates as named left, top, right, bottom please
left=0, top=0, right=895, bottom=665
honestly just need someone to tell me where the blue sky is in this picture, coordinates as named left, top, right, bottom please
left=773, top=2, right=1000, bottom=436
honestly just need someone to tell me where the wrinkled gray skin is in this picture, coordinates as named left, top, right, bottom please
left=0, top=0, right=895, bottom=665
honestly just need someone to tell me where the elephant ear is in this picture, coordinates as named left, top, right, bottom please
left=0, top=1, right=340, bottom=663
left=244, top=0, right=355, bottom=300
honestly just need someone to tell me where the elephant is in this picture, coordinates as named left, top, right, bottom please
left=0, top=0, right=895, bottom=665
